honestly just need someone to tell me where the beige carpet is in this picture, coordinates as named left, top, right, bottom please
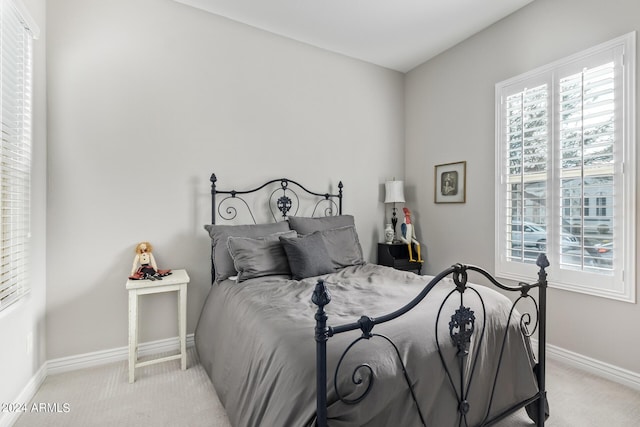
left=14, top=348, right=230, bottom=427
left=14, top=348, right=640, bottom=426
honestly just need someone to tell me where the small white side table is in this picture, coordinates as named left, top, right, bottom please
left=126, top=269, right=189, bottom=383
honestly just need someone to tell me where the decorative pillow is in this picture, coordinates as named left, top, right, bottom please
left=204, top=222, right=290, bottom=283
left=227, top=231, right=297, bottom=282
left=279, top=232, right=335, bottom=280
left=287, top=215, right=355, bottom=234
left=318, top=225, right=365, bottom=268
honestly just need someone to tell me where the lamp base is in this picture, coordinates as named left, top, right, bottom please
left=384, top=223, right=394, bottom=244
left=391, top=211, right=398, bottom=241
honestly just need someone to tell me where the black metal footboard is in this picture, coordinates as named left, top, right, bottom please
left=312, top=254, right=549, bottom=427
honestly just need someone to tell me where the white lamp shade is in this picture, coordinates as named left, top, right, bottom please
left=384, top=180, right=405, bottom=203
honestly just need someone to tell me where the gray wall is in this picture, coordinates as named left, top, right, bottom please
left=45, top=0, right=405, bottom=359
left=36, top=0, right=640, bottom=378
left=0, top=0, right=47, bottom=412
left=405, top=0, right=640, bottom=373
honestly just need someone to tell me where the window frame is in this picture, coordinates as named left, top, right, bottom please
left=494, top=32, right=636, bottom=303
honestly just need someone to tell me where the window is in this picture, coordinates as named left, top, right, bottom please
left=495, top=32, right=636, bottom=302
left=0, top=0, right=38, bottom=312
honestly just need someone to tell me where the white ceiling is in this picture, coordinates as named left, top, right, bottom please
left=174, top=0, right=534, bottom=72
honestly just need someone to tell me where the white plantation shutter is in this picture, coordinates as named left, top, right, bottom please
left=504, top=84, right=549, bottom=263
left=0, top=0, right=36, bottom=312
left=558, top=62, right=615, bottom=268
left=495, top=33, right=636, bottom=302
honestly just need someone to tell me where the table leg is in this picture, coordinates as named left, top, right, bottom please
left=128, top=290, right=138, bottom=383
left=179, top=284, right=187, bottom=370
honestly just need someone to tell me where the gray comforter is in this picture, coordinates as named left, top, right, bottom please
left=195, top=263, right=539, bottom=427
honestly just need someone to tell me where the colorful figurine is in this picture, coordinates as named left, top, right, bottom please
left=129, top=241, right=172, bottom=280
left=400, top=207, right=424, bottom=263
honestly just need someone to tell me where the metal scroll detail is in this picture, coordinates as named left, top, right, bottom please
left=269, top=180, right=299, bottom=220
left=449, top=306, right=475, bottom=357
left=312, top=281, right=426, bottom=426
left=212, top=175, right=343, bottom=225
left=277, top=195, right=292, bottom=217
left=436, top=265, right=488, bottom=426
left=449, top=266, right=476, bottom=357
left=310, top=181, right=342, bottom=218
left=311, top=199, right=339, bottom=218
left=333, top=337, right=375, bottom=405
left=515, top=280, right=541, bottom=338
left=332, top=317, right=426, bottom=424
left=270, top=180, right=340, bottom=220
left=218, top=194, right=256, bottom=224
left=333, top=316, right=376, bottom=405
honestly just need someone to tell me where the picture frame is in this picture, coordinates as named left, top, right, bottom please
left=434, top=161, right=466, bottom=204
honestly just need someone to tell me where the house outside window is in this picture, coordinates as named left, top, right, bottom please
left=495, top=32, right=636, bottom=302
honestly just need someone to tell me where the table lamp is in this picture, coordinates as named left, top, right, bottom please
left=384, top=180, right=405, bottom=241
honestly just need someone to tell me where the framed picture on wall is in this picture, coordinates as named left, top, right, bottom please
left=434, top=161, right=466, bottom=203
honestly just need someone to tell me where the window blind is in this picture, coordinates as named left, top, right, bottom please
left=0, top=0, right=34, bottom=312
left=495, top=32, right=635, bottom=302
left=504, top=84, right=548, bottom=263
left=559, top=62, right=615, bottom=270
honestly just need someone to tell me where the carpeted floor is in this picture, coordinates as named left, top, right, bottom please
left=13, top=348, right=640, bottom=426
left=14, top=348, right=230, bottom=427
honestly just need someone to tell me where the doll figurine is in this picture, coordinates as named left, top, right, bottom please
left=400, top=207, right=424, bottom=263
left=129, top=242, right=172, bottom=280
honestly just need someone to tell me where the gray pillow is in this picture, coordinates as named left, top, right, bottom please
left=204, top=222, right=290, bottom=283
left=319, top=225, right=365, bottom=268
left=279, top=232, right=335, bottom=280
left=287, top=215, right=355, bottom=234
left=227, top=231, right=297, bottom=282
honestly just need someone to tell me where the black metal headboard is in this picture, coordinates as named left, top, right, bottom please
left=210, top=173, right=343, bottom=225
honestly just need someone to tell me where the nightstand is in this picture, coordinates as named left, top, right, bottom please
left=126, top=269, right=189, bottom=383
left=377, top=242, right=423, bottom=274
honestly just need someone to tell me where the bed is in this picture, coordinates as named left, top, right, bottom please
left=195, top=174, right=549, bottom=427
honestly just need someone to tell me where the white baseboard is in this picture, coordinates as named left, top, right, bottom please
left=0, top=364, right=47, bottom=427
left=530, top=338, right=640, bottom=391
left=47, top=333, right=195, bottom=375
left=545, top=341, right=640, bottom=391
